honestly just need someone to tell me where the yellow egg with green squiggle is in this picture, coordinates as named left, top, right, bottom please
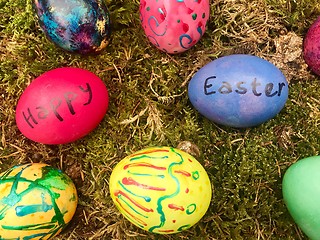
left=0, top=163, right=78, bottom=239
left=109, top=146, right=212, bottom=234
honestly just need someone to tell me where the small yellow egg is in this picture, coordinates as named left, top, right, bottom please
left=109, top=146, right=212, bottom=234
left=0, top=163, right=78, bottom=239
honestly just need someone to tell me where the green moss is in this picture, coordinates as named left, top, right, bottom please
left=1, top=0, right=320, bottom=239
left=265, top=0, right=320, bottom=32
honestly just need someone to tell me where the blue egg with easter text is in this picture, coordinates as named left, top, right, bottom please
left=33, top=0, right=111, bottom=54
left=188, top=54, right=289, bottom=128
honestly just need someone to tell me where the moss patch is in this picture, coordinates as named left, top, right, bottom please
left=1, top=0, right=320, bottom=239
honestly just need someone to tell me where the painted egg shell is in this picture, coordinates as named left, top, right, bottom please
left=188, top=54, right=289, bottom=128
left=15, top=67, right=109, bottom=144
left=282, top=156, right=320, bottom=240
left=0, top=163, right=78, bottom=239
left=32, top=0, right=111, bottom=54
left=109, top=146, right=212, bottom=234
left=139, top=0, right=210, bottom=54
left=303, top=16, right=320, bottom=76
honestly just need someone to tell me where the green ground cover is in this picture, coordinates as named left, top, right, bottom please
left=1, top=0, right=320, bottom=239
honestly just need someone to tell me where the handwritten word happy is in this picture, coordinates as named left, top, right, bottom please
left=22, top=83, right=92, bottom=128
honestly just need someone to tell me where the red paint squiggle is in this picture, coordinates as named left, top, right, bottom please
left=124, top=162, right=166, bottom=170
left=114, top=190, right=154, bottom=212
left=174, top=170, right=191, bottom=177
left=168, top=204, right=185, bottom=211
left=130, top=149, right=169, bottom=157
left=158, top=229, right=175, bottom=233
left=115, top=198, right=148, bottom=226
left=122, top=177, right=166, bottom=191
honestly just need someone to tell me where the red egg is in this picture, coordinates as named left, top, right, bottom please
left=16, top=67, right=109, bottom=144
left=303, top=16, right=320, bottom=76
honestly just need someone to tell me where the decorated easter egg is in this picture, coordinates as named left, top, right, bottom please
left=188, top=54, right=289, bottom=128
left=16, top=67, right=109, bottom=144
left=0, top=163, right=78, bottom=239
left=139, top=0, right=210, bottom=54
left=109, top=146, right=212, bottom=234
left=32, top=0, right=111, bottom=54
left=303, top=16, right=320, bottom=76
left=282, top=156, right=320, bottom=240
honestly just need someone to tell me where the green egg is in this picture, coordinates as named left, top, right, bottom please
left=282, top=156, right=320, bottom=240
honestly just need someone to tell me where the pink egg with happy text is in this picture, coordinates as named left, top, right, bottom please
left=16, top=67, right=109, bottom=144
left=140, top=0, right=210, bottom=54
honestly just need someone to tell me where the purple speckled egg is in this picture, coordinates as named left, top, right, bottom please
left=140, top=0, right=210, bottom=54
left=303, top=16, right=320, bottom=76
left=32, top=0, right=111, bottom=54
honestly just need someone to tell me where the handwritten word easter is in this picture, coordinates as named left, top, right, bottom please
left=204, top=76, right=286, bottom=97
left=22, top=83, right=92, bottom=128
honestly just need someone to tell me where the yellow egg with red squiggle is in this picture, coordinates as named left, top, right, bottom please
left=109, top=146, right=212, bottom=234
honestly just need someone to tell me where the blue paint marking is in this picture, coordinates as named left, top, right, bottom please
left=130, top=155, right=168, bottom=161
left=148, top=148, right=184, bottom=232
left=179, top=34, right=193, bottom=49
left=146, top=35, right=160, bottom=47
left=120, top=211, right=145, bottom=229
left=0, top=231, right=49, bottom=240
left=197, top=26, right=203, bottom=36
left=24, top=232, right=52, bottom=240
left=118, top=195, right=148, bottom=219
left=127, top=170, right=165, bottom=179
left=148, top=16, right=167, bottom=36
left=118, top=181, right=151, bottom=202
left=1, top=222, right=56, bottom=230
left=1, top=191, right=21, bottom=208
left=15, top=193, right=53, bottom=217
left=0, top=163, right=69, bottom=239
left=0, top=165, right=30, bottom=208
left=34, top=0, right=111, bottom=54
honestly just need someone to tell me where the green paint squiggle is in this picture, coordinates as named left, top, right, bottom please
left=0, top=164, right=76, bottom=239
left=148, top=148, right=184, bottom=232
